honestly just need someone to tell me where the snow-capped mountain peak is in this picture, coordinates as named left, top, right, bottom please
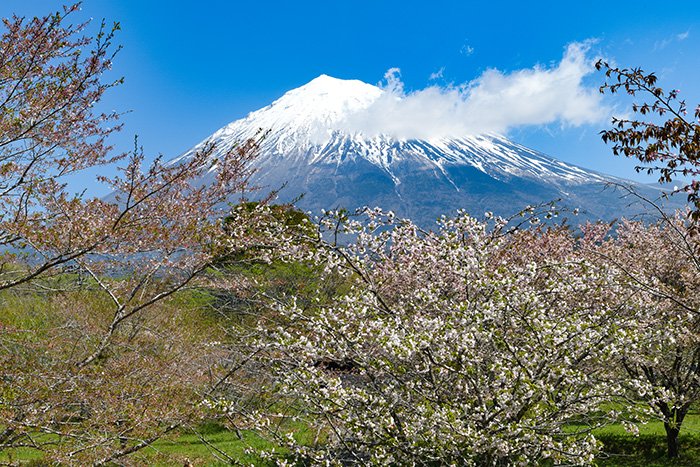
left=173, top=75, right=678, bottom=225
left=185, top=75, right=606, bottom=186
left=207, top=75, right=382, bottom=146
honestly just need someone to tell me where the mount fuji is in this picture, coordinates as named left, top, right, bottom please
left=174, top=74, right=676, bottom=226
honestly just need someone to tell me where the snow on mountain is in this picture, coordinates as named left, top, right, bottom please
left=174, top=75, right=678, bottom=225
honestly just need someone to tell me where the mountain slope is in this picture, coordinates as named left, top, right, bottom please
left=175, top=74, right=679, bottom=225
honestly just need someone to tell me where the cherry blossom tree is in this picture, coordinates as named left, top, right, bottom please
left=0, top=5, right=274, bottom=463
left=597, top=61, right=700, bottom=220
left=595, top=61, right=700, bottom=457
left=584, top=206, right=700, bottom=459
left=223, top=209, right=630, bottom=465
left=0, top=3, right=122, bottom=283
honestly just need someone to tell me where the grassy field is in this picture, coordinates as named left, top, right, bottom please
left=2, top=286, right=699, bottom=466
left=594, top=414, right=700, bottom=466
left=134, top=426, right=274, bottom=466
left=145, top=418, right=700, bottom=466
left=140, top=419, right=700, bottom=466
left=126, top=415, right=700, bottom=466
left=2, top=417, right=700, bottom=465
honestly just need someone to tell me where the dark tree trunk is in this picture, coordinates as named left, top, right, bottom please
left=663, top=407, right=687, bottom=459
left=664, top=422, right=680, bottom=458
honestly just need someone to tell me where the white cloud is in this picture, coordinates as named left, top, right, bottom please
left=428, top=67, right=445, bottom=81
left=461, top=44, right=475, bottom=56
left=654, top=30, right=690, bottom=50
left=382, top=67, right=404, bottom=94
left=341, top=41, right=610, bottom=140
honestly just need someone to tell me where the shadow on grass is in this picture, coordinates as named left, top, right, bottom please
left=597, top=434, right=700, bottom=466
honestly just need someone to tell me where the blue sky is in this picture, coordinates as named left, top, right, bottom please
left=3, top=1, right=700, bottom=191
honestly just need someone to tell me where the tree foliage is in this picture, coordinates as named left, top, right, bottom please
left=585, top=204, right=700, bottom=458
left=597, top=60, right=700, bottom=219
left=204, top=204, right=700, bottom=464
left=0, top=5, right=271, bottom=463
left=225, top=208, right=635, bottom=465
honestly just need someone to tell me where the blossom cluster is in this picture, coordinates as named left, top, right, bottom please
left=240, top=208, right=683, bottom=465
